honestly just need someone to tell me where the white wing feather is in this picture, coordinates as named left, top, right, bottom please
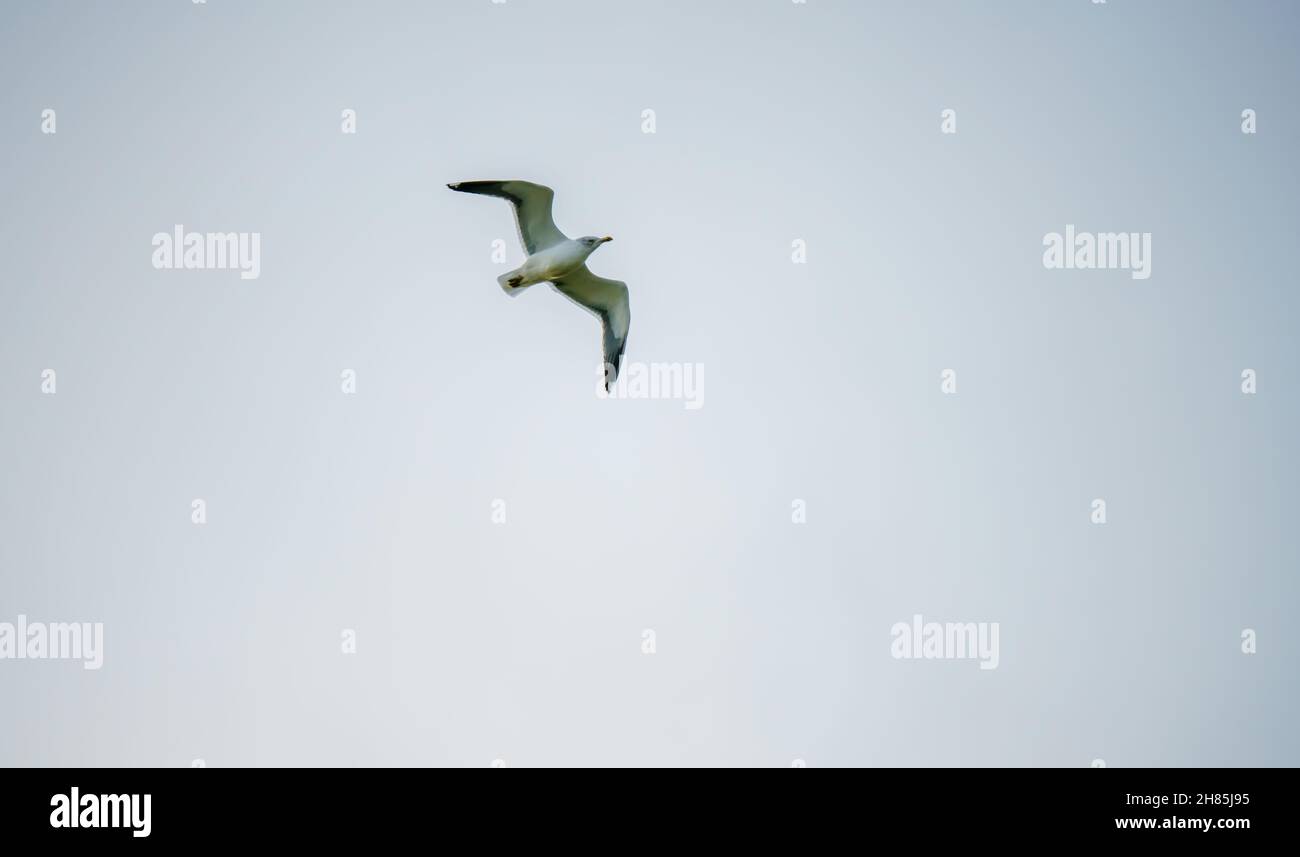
left=447, top=180, right=568, bottom=254
left=552, top=265, right=631, bottom=391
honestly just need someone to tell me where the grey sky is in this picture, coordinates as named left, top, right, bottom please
left=1, top=1, right=1296, bottom=766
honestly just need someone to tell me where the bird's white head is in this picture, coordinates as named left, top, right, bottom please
left=579, top=235, right=614, bottom=254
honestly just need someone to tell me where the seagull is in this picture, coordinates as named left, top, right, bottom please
left=448, top=180, right=631, bottom=391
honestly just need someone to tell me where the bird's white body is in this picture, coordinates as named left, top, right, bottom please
left=516, top=239, right=600, bottom=287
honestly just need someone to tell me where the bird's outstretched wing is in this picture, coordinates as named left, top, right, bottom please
left=552, top=265, right=631, bottom=391
left=447, top=180, right=568, bottom=254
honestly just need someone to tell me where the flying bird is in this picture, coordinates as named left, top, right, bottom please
left=448, top=180, right=630, bottom=391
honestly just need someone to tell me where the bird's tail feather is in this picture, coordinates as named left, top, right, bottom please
left=497, top=270, right=533, bottom=297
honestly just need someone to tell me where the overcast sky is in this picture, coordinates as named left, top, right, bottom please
left=1, top=0, right=1296, bottom=766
